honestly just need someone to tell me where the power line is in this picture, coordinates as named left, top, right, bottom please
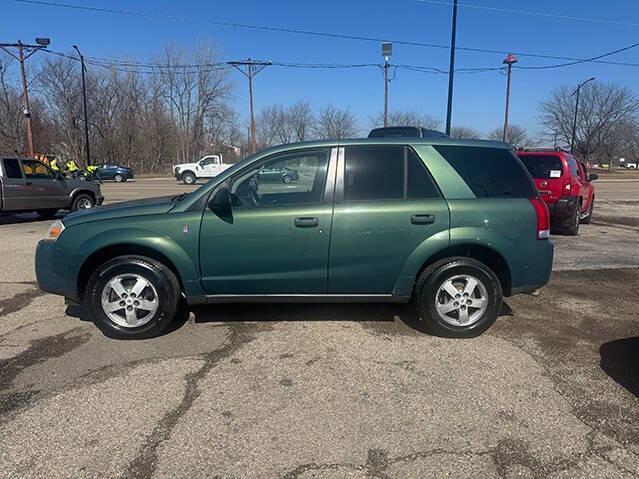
left=11, top=0, right=639, bottom=68
left=417, top=0, right=639, bottom=29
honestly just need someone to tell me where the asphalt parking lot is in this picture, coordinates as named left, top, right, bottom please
left=1, top=177, right=638, bottom=478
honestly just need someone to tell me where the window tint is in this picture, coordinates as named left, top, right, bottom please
left=567, top=156, right=579, bottom=177
left=22, top=160, right=54, bottom=179
left=3, top=158, right=22, bottom=179
left=518, top=154, right=564, bottom=179
left=435, top=145, right=536, bottom=198
left=344, top=146, right=404, bottom=200
left=407, top=149, right=440, bottom=199
left=344, top=146, right=440, bottom=201
left=231, top=149, right=329, bottom=207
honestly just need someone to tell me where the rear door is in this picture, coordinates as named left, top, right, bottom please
left=1, top=158, right=30, bottom=210
left=329, top=145, right=450, bottom=295
left=575, top=160, right=593, bottom=212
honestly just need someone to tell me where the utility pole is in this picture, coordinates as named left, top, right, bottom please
left=445, top=0, right=458, bottom=136
left=227, top=59, right=271, bottom=155
left=382, top=42, right=392, bottom=127
left=73, top=45, right=91, bottom=166
left=571, top=77, right=595, bottom=154
left=502, top=53, right=518, bottom=143
left=0, top=38, right=50, bottom=158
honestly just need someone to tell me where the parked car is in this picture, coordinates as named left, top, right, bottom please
left=36, top=136, right=553, bottom=340
left=0, top=157, right=103, bottom=218
left=517, top=148, right=597, bottom=235
left=256, top=165, right=299, bottom=183
left=174, top=155, right=233, bottom=185
left=95, top=164, right=134, bottom=182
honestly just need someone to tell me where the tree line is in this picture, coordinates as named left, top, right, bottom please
left=1, top=43, right=638, bottom=172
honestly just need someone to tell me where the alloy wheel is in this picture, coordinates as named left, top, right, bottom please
left=100, top=274, right=159, bottom=328
left=435, top=274, right=489, bottom=326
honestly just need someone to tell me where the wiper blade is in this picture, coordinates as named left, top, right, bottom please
left=172, top=192, right=188, bottom=201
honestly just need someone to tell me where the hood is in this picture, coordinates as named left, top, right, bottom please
left=174, top=163, right=198, bottom=170
left=65, top=177, right=101, bottom=192
left=63, top=195, right=176, bottom=227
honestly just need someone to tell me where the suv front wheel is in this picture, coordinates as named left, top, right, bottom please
left=85, top=255, right=182, bottom=339
left=415, top=257, right=503, bottom=338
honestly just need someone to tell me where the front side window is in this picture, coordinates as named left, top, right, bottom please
left=201, top=157, right=219, bottom=166
left=435, top=146, right=536, bottom=198
left=3, top=158, right=22, bottom=179
left=231, top=148, right=329, bottom=207
left=22, top=160, right=54, bottom=179
left=343, top=146, right=440, bottom=201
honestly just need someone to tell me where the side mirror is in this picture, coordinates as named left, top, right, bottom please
left=588, top=173, right=599, bottom=181
left=208, top=186, right=233, bottom=222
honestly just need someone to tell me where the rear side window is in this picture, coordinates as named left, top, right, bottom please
left=567, top=156, right=579, bottom=177
left=518, top=154, right=564, bottom=179
left=435, top=146, right=536, bottom=198
left=344, top=146, right=440, bottom=201
left=2, top=158, right=22, bottom=179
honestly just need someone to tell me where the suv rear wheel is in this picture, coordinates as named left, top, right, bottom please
left=415, top=257, right=503, bottom=338
left=85, top=255, right=181, bottom=339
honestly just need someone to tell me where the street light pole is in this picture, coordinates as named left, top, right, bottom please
left=73, top=45, right=91, bottom=166
left=571, top=77, right=595, bottom=153
left=0, top=38, right=50, bottom=157
left=502, top=53, right=518, bottom=143
left=382, top=42, right=392, bottom=127
left=445, top=0, right=458, bottom=136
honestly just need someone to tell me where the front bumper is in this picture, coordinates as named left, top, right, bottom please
left=174, top=168, right=181, bottom=180
left=96, top=194, right=105, bottom=206
left=35, top=240, right=79, bottom=302
left=547, top=196, right=578, bottom=222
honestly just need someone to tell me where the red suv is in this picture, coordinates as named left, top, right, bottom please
left=517, top=148, right=598, bottom=235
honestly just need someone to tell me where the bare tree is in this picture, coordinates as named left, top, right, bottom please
left=539, top=82, right=639, bottom=161
left=369, top=109, right=440, bottom=130
left=0, top=53, right=23, bottom=154
left=487, top=124, right=529, bottom=146
left=450, top=126, right=480, bottom=139
left=288, top=101, right=314, bottom=142
left=315, top=105, right=358, bottom=139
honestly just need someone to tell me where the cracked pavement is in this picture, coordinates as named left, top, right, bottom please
left=0, top=178, right=638, bottom=478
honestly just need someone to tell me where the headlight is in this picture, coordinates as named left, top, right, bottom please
left=45, top=220, right=65, bottom=241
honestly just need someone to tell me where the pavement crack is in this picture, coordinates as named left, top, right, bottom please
left=122, top=322, right=264, bottom=479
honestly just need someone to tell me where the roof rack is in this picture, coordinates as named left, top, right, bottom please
left=368, top=126, right=448, bottom=139
left=516, top=146, right=570, bottom=153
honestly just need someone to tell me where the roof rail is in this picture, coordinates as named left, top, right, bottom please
left=516, top=146, right=570, bottom=154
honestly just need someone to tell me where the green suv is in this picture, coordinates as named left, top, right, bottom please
left=35, top=137, right=553, bottom=339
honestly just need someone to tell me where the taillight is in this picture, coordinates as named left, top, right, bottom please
left=529, top=197, right=550, bottom=240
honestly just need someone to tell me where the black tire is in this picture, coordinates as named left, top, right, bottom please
left=36, top=209, right=58, bottom=219
left=414, top=257, right=503, bottom=338
left=282, top=174, right=292, bottom=184
left=114, top=174, right=124, bottom=183
left=71, top=193, right=95, bottom=212
left=85, top=255, right=181, bottom=339
left=581, top=198, right=594, bottom=224
left=182, top=172, right=196, bottom=185
left=560, top=202, right=581, bottom=235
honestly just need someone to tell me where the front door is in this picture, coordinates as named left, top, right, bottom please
left=21, top=159, right=69, bottom=209
left=199, top=147, right=336, bottom=295
left=329, top=145, right=450, bottom=294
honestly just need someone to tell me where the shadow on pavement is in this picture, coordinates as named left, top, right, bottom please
left=600, top=337, right=639, bottom=397
left=0, top=211, right=65, bottom=225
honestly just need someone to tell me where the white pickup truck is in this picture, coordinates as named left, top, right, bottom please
left=173, top=155, right=233, bottom=185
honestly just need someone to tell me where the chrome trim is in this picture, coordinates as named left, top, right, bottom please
left=323, top=147, right=338, bottom=202
left=334, top=146, right=345, bottom=202
left=204, top=294, right=410, bottom=304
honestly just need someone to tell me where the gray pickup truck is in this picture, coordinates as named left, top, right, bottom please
left=0, top=157, right=103, bottom=218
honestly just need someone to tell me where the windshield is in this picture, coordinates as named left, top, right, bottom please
left=518, top=154, right=564, bottom=179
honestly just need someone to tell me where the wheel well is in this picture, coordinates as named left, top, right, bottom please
left=181, top=170, right=195, bottom=178
left=415, top=245, right=512, bottom=296
left=77, top=244, right=185, bottom=299
left=71, top=189, right=96, bottom=204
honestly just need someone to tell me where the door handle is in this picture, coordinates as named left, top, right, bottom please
left=411, top=214, right=435, bottom=225
left=294, top=217, right=319, bottom=228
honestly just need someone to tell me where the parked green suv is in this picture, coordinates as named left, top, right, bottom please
left=35, top=137, right=553, bottom=339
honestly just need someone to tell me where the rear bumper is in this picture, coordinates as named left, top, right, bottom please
left=547, top=196, right=578, bottom=222
left=35, top=240, right=79, bottom=302
left=509, top=240, right=554, bottom=296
